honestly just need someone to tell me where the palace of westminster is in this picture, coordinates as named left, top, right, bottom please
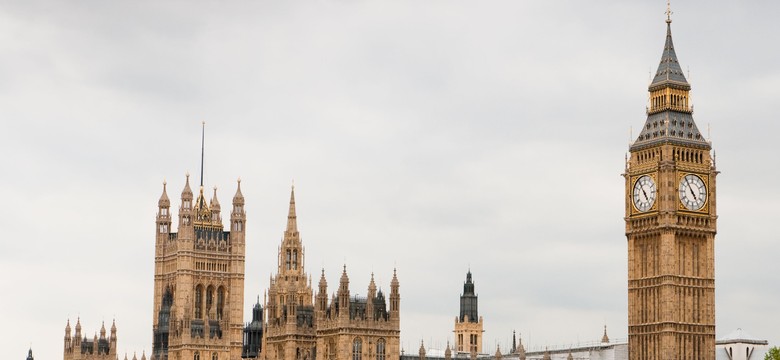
left=23, top=10, right=771, bottom=360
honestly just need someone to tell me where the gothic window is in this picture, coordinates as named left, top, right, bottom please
left=162, top=208, right=168, bottom=216
left=194, top=351, right=200, bottom=360
left=184, top=200, right=191, bottom=208
left=377, top=339, right=386, bottom=360
left=206, top=286, right=215, bottom=317
left=217, top=287, right=225, bottom=320
left=353, top=338, right=362, bottom=360
left=286, top=250, right=291, bottom=270
left=212, top=352, right=218, bottom=360
left=293, top=250, right=298, bottom=270
left=195, top=285, right=203, bottom=319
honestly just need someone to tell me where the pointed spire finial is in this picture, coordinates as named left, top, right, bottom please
left=665, top=0, right=672, bottom=23
left=286, top=184, right=298, bottom=232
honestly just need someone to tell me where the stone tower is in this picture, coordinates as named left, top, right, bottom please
left=263, top=186, right=401, bottom=360
left=454, top=271, right=483, bottom=354
left=263, top=186, right=317, bottom=360
left=624, top=9, right=716, bottom=360
left=152, top=175, right=246, bottom=360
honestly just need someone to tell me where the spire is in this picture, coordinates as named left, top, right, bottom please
left=567, top=350, right=574, bottom=360
left=512, top=330, right=517, bottom=353
left=75, top=317, right=81, bottom=334
left=210, top=186, right=221, bottom=211
left=419, top=340, right=426, bottom=360
left=650, top=4, right=688, bottom=89
left=100, top=321, right=106, bottom=338
left=65, top=319, right=72, bottom=336
left=158, top=181, right=170, bottom=207
left=319, top=268, right=327, bottom=290
left=286, top=184, right=298, bottom=233
left=445, top=342, right=452, bottom=360
left=495, top=345, right=502, bottom=360
left=233, top=178, right=244, bottom=205
left=182, top=173, right=193, bottom=199
left=27, top=348, right=34, bottom=360
left=631, top=7, right=709, bottom=151
left=602, top=325, right=610, bottom=343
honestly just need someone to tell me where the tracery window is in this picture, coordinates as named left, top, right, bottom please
left=217, top=287, right=225, bottom=320
left=206, top=286, right=214, bottom=316
left=195, top=285, right=203, bottom=319
left=377, top=339, right=386, bottom=360
left=194, top=351, right=200, bottom=360
left=353, top=338, right=363, bottom=360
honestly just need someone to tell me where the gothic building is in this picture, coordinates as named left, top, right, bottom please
left=453, top=271, right=483, bottom=354
left=152, top=175, right=247, bottom=360
left=262, top=187, right=401, bottom=360
left=63, top=319, right=117, bottom=360
left=624, top=10, right=717, bottom=360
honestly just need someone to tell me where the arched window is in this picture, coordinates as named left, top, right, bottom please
left=195, top=285, right=204, bottom=319
left=353, top=338, right=362, bottom=360
left=206, top=286, right=215, bottom=317
left=377, top=339, right=386, bottom=360
left=293, top=250, right=298, bottom=269
left=286, top=250, right=291, bottom=270
left=194, top=351, right=200, bottom=360
left=212, top=352, right=218, bottom=360
left=217, top=287, right=225, bottom=320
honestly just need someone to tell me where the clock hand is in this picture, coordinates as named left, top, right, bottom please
left=686, top=178, right=698, bottom=200
left=640, top=186, right=649, bottom=202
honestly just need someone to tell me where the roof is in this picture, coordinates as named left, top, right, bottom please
left=630, top=111, right=709, bottom=151
left=716, top=328, right=769, bottom=345
left=650, top=21, right=689, bottom=90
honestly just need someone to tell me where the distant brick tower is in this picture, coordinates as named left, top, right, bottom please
left=151, top=174, right=246, bottom=360
left=454, top=271, right=483, bottom=354
left=625, top=6, right=717, bottom=360
left=63, top=318, right=117, bottom=360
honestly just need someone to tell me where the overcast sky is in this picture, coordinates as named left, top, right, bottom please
left=1, top=1, right=779, bottom=359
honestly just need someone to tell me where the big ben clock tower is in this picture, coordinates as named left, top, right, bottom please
left=625, top=9, right=717, bottom=360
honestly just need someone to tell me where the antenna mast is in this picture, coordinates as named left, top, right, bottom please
left=200, top=121, right=205, bottom=187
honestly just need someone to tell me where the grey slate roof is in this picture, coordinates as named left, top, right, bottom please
left=631, top=111, right=709, bottom=150
left=631, top=21, right=710, bottom=151
left=650, top=21, right=689, bottom=89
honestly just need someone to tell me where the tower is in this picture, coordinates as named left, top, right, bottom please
left=624, top=8, right=716, bottom=360
left=454, top=271, right=483, bottom=354
left=152, top=173, right=246, bottom=360
left=263, top=186, right=317, bottom=360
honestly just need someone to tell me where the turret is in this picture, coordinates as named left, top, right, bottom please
left=110, top=320, right=117, bottom=354
left=601, top=325, right=610, bottom=343
left=179, top=174, right=193, bottom=229
left=64, top=319, right=72, bottom=352
left=444, top=342, right=452, bottom=360
left=389, top=269, right=400, bottom=320
left=338, top=265, right=350, bottom=317
left=495, top=345, right=502, bottom=360
left=418, top=341, right=426, bottom=360
left=366, top=273, right=377, bottom=319
left=316, top=269, right=328, bottom=318
left=100, top=321, right=106, bottom=339
left=74, top=318, right=82, bottom=347
left=26, top=348, right=34, bottom=360
left=231, top=179, right=245, bottom=233
left=157, top=181, right=172, bottom=237
left=517, top=335, right=526, bottom=360
left=209, top=186, right=221, bottom=223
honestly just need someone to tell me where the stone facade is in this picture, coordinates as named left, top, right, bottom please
left=454, top=272, right=483, bottom=354
left=262, top=187, right=401, bottom=360
left=63, top=319, right=118, bottom=360
left=151, top=175, right=246, bottom=360
left=624, top=12, right=717, bottom=360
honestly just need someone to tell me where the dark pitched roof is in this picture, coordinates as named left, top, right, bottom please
left=650, top=21, right=689, bottom=90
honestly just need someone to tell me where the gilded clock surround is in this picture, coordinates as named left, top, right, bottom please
left=631, top=173, right=658, bottom=214
left=677, top=172, right=709, bottom=212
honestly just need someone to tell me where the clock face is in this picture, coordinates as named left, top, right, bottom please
left=632, top=175, right=657, bottom=212
left=679, top=174, right=707, bottom=210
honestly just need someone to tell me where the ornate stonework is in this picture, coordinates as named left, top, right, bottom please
left=152, top=176, right=246, bottom=360
left=624, top=13, right=717, bottom=360
left=262, top=187, right=401, bottom=360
